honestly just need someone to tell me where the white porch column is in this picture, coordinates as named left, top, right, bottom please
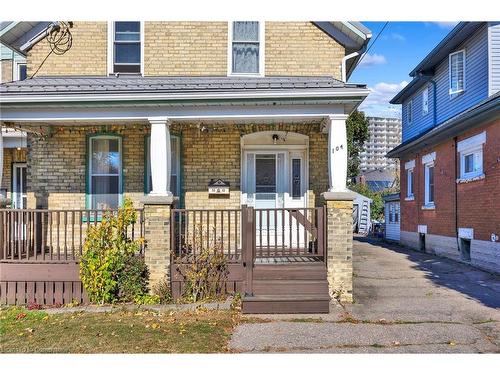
left=327, top=114, right=349, bottom=192
left=149, top=118, right=172, bottom=197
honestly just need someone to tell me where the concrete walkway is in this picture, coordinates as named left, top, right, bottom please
left=230, top=237, right=500, bottom=353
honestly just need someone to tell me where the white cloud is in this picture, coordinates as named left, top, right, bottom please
left=358, top=81, right=408, bottom=118
left=432, top=22, right=458, bottom=29
left=391, top=33, right=406, bottom=41
left=358, top=53, right=387, bottom=67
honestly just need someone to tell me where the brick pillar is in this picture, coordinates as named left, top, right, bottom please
left=322, top=191, right=355, bottom=303
left=142, top=196, right=173, bottom=290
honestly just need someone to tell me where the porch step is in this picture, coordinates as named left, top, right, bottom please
left=242, top=294, right=330, bottom=314
left=253, top=263, right=327, bottom=280
left=252, top=279, right=329, bottom=295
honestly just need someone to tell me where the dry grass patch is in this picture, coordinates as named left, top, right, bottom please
left=0, top=306, right=240, bottom=353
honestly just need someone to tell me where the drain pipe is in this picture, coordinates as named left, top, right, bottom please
left=341, top=45, right=367, bottom=82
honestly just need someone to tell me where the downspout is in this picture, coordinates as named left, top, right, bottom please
left=341, top=44, right=367, bottom=82
left=454, top=136, right=460, bottom=252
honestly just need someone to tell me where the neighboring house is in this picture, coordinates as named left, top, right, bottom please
left=388, top=22, right=500, bottom=273
left=359, top=116, right=401, bottom=172
left=0, top=24, right=28, bottom=207
left=351, top=190, right=372, bottom=234
left=0, top=21, right=371, bottom=311
left=355, top=168, right=398, bottom=192
left=383, top=193, right=400, bottom=242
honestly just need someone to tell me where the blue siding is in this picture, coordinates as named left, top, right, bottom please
left=401, top=25, right=489, bottom=142
left=402, top=83, right=435, bottom=141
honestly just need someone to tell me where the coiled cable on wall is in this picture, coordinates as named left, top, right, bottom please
left=30, top=22, right=73, bottom=78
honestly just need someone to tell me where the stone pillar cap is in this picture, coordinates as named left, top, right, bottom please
left=322, top=191, right=356, bottom=201
left=141, top=195, right=174, bottom=205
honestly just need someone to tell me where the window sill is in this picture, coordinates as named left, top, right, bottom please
left=449, top=90, right=465, bottom=99
left=456, top=173, right=485, bottom=184
left=405, top=196, right=415, bottom=201
left=421, top=204, right=435, bottom=210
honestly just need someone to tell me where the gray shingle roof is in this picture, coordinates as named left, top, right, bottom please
left=0, top=76, right=365, bottom=95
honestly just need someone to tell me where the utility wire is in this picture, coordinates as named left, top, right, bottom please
left=352, top=21, right=389, bottom=72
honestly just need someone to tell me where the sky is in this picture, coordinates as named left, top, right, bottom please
left=349, top=22, right=458, bottom=118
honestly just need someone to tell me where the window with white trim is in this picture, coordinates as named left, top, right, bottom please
left=449, top=50, right=465, bottom=95
left=145, top=136, right=180, bottom=196
left=424, top=162, right=435, bottom=206
left=229, top=21, right=263, bottom=75
left=113, top=22, right=141, bottom=74
left=87, top=135, right=122, bottom=209
left=422, top=86, right=429, bottom=115
left=457, top=132, right=486, bottom=180
left=407, top=100, right=413, bottom=123
left=407, top=168, right=414, bottom=198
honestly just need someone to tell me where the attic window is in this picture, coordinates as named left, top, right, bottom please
left=449, top=50, right=465, bottom=95
left=113, top=22, right=141, bottom=74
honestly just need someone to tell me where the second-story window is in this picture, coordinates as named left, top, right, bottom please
left=113, top=22, right=141, bottom=74
left=230, top=21, right=262, bottom=75
left=407, top=100, right=413, bottom=123
left=422, top=86, right=429, bottom=115
left=449, top=50, right=465, bottom=95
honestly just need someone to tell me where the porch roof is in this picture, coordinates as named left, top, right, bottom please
left=0, top=76, right=365, bottom=99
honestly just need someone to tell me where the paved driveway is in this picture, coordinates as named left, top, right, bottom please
left=230, top=237, right=500, bottom=353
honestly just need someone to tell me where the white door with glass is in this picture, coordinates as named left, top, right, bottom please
left=243, top=151, right=307, bottom=249
left=12, top=163, right=27, bottom=209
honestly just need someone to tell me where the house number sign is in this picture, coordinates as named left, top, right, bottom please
left=208, top=179, right=230, bottom=195
left=331, top=144, right=344, bottom=154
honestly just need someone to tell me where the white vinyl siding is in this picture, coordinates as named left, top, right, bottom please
left=449, top=50, right=466, bottom=95
left=384, top=201, right=400, bottom=241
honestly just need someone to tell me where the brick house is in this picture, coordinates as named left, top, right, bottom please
left=0, top=21, right=371, bottom=312
left=388, top=22, right=500, bottom=273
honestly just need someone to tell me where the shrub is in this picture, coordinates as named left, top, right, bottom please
left=117, top=255, right=149, bottom=302
left=152, top=278, right=173, bottom=304
left=80, top=197, right=146, bottom=304
left=176, top=226, right=228, bottom=303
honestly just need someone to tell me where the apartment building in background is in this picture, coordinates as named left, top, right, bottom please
left=360, top=116, right=402, bottom=171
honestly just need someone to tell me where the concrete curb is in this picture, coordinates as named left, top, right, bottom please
left=43, top=298, right=233, bottom=315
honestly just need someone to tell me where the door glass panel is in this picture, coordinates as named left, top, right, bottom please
left=255, top=155, right=276, bottom=193
left=292, top=158, right=301, bottom=199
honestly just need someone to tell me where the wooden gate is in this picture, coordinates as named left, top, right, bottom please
left=170, top=206, right=326, bottom=299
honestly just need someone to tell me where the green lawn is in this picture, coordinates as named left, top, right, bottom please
left=0, top=306, right=240, bottom=353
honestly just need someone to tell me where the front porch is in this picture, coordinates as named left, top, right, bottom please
left=0, top=76, right=366, bottom=311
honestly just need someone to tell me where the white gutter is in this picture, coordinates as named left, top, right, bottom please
left=19, top=23, right=56, bottom=52
left=341, top=44, right=368, bottom=82
left=0, top=88, right=370, bottom=104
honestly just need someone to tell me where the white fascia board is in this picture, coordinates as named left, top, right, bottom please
left=422, top=151, right=436, bottom=164
left=404, top=159, right=415, bottom=170
left=0, top=103, right=346, bottom=123
left=457, top=131, right=486, bottom=152
left=0, top=88, right=369, bottom=104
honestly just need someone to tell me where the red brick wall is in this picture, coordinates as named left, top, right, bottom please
left=400, top=119, right=500, bottom=241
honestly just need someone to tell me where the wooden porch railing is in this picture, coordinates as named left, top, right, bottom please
left=171, top=208, right=242, bottom=263
left=0, top=209, right=145, bottom=263
left=254, top=207, right=326, bottom=258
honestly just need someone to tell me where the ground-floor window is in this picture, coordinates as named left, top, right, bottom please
left=87, top=135, right=122, bottom=210
left=457, top=131, right=485, bottom=180
left=424, top=163, right=434, bottom=206
left=145, top=135, right=180, bottom=196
